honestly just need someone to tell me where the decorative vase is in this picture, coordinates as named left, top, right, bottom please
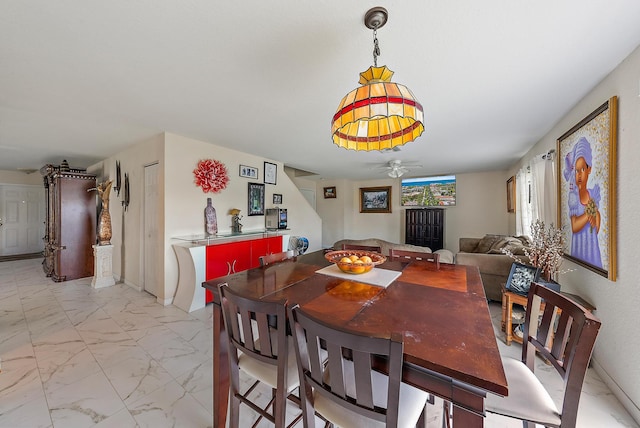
left=97, top=180, right=113, bottom=245
left=205, top=198, right=218, bottom=236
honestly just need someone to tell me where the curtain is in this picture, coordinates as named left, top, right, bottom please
left=515, top=167, right=530, bottom=236
left=516, top=152, right=556, bottom=236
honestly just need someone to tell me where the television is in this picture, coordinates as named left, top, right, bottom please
left=401, top=175, right=456, bottom=206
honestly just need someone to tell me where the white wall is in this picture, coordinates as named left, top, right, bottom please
left=510, top=45, right=640, bottom=421
left=0, top=170, right=43, bottom=185
left=315, top=171, right=510, bottom=251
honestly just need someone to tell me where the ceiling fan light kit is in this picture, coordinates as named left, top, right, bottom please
left=331, top=7, right=425, bottom=152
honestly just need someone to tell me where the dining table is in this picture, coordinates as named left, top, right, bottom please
left=202, top=250, right=508, bottom=427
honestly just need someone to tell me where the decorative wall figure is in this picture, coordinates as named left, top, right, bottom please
left=193, top=159, right=229, bottom=193
left=122, top=173, right=130, bottom=211
left=96, top=180, right=113, bottom=245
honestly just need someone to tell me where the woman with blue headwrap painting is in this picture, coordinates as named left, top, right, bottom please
left=563, top=137, right=602, bottom=268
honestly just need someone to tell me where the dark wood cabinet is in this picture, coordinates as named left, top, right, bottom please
left=41, top=164, right=97, bottom=282
left=405, top=208, right=445, bottom=251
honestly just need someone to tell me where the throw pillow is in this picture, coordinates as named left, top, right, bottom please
left=488, top=236, right=522, bottom=254
left=475, top=234, right=505, bottom=253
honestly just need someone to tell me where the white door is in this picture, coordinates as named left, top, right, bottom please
left=144, top=163, right=160, bottom=297
left=0, top=185, right=45, bottom=256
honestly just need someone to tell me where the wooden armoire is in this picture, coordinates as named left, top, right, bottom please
left=405, top=208, right=445, bottom=251
left=41, top=164, right=97, bottom=282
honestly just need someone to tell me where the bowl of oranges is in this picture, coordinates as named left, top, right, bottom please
left=324, top=250, right=387, bottom=274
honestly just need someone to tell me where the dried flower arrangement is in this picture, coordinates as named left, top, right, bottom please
left=502, top=219, right=566, bottom=282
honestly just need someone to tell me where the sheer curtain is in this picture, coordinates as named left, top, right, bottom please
left=515, top=151, right=556, bottom=236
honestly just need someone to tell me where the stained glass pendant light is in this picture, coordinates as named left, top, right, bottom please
left=331, top=7, right=424, bottom=152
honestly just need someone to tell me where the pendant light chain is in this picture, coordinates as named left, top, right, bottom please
left=372, top=28, right=380, bottom=67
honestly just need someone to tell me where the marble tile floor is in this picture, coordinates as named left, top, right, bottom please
left=0, top=258, right=637, bottom=427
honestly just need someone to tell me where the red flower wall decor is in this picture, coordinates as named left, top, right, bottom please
left=193, top=159, right=229, bottom=193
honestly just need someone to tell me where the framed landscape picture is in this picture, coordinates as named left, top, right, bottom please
left=359, top=186, right=392, bottom=213
left=248, top=182, right=265, bottom=216
left=557, top=96, right=617, bottom=281
left=323, top=186, right=336, bottom=199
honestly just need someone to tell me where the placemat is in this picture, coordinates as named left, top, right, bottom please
left=315, top=265, right=401, bottom=288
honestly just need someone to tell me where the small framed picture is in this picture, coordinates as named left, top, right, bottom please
left=239, top=164, right=258, bottom=179
left=323, top=186, right=336, bottom=199
left=360, top=186, right=392, bottom=213
left=273, top=194, right=282, bottom=205
left=505, top=262, right=540, bottom=295
left=506, top=176, right=515, bottom=213
left=264, top=162, right=277, bottom=185
left=248, top=182, right=265, bottom=216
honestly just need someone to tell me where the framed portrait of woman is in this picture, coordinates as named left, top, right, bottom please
left=557, top=96, right=617, bottom=281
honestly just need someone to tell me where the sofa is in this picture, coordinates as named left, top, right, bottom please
left=455, top=234, right=531, bottom=302
left=332, top=238, right=455, bottom=264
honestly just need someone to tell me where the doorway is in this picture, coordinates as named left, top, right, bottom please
left=143, top=163, right=159, bottom=297
left=0, top=184, right=45, bottom=256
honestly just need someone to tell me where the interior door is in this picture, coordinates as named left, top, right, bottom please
left=0, top=184, right=45, bottom=256
left=144, top=163, right=159, bottom=297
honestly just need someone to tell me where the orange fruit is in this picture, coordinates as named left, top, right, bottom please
left=349, top=255, right=359, bottom=262
left=359, top=256, right=372, bottom=264
left=339, top=257, right=352, bottom=264
left=350, top=260, right=366, bottom=274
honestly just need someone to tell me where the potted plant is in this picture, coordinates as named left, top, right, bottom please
left=502, top=220, right=566, bottom=287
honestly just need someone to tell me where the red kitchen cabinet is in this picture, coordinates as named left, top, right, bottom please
left=204, top=236, right=283, bottom=303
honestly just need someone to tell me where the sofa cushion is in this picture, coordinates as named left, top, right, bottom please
left=475, top=234, right=506, bottom=253
left=487, top=236, right=528, bottom=255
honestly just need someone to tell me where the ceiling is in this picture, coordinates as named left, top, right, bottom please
left=2, top=1, right=640, bottom=180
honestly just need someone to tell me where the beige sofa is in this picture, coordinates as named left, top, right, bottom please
left=455, top=235, right=531, bottom=301
left=332, top=238, right=454, bottom=264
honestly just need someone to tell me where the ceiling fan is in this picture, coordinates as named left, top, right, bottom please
left=377, top=160, right=422, bottom=178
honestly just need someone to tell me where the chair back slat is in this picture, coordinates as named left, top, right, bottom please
left=219, top=284, right=287, bottom=364
left=259, top=250, right=296, bottom=267
left=523, top=282, right=601, bottom=427
left=289, top=304, right=404, bottom=427
left=388, top=248, right=440, bottom=268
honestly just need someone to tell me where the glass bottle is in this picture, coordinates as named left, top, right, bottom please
left=205, top=198, right=217, bottom=236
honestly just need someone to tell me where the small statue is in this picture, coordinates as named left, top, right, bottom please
left=229, top=208, right=243, bottom=234
left=96, top=180, right=113, bottom=245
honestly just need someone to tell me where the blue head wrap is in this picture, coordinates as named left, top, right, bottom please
left=563, top=137, right=593, bottom=183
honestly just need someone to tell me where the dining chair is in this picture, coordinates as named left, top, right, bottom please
left=340, top=243, right=382, bottom=253
left=450, top=282, right=601, bottom=428
left=218, top=284, right=301, bottom=428
left=388, top=248, right=440, bottom=268
left=288, top=304, right=429, bottom=428
left=259, top=250, right=296, bottom=267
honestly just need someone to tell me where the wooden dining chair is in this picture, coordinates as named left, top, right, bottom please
left=218, top=284, right=301, bottom=428
left=259, top=250, right=296, bottom=267
left=388, top=248, right=440, bottom=269
left=340, top=243, right=382, bottom=253
left=455, top=282, right=601, bottom=428
left=288, top=304, right=429, bottom=428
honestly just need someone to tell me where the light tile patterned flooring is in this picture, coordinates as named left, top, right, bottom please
left=1, top=258, right=638, bottom=427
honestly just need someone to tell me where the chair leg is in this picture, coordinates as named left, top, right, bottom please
left=442, top=401, right=452, bottom=428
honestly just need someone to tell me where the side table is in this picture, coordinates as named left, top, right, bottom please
left=501, top=287, right=596, bottom=345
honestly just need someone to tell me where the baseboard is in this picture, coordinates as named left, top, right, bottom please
left=124, top=280, right=142, bottom=292
left=592, top=357, right=640, bottom=424
left=157, top=296, right=173, bottom=306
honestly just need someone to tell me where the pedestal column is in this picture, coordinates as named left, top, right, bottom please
left=92, top=244, right=115, bottom=288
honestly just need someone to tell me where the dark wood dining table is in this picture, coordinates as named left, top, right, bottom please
left=202, top=250, right=507, bottom=427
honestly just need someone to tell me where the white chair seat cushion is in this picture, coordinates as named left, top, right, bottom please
left=238, top=336, right=299, bottom=393
left=314, top=360, right=428, bottom=428
left=486, top=357, right=561, bottom=426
